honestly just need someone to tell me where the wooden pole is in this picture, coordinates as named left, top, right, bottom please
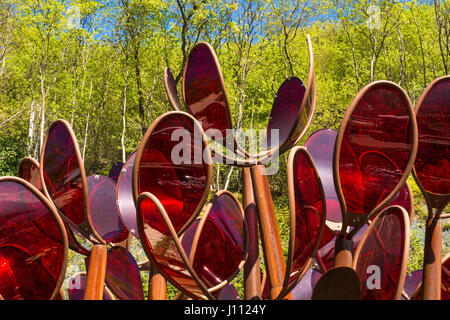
left=334, top=237, right=353, bottom=268
left=84, top=244, right=107, bottom=300
left=422, top=216, right=442, bottom=300
left=250, top=165, right=286, bottom=300
left=242, top=167, right=262, bottom=300
left=148, top=263, right=167, bottom=300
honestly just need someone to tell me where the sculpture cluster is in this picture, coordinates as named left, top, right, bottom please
left=0, top=35, right=448, bottom=300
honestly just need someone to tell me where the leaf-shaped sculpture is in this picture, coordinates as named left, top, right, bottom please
left=133, top=111, right=212, bottom=235
left=414, top=76, right=449, bottom=198
left=353, top=205, right=410, bottom=300
left=87, top=175, right=129, bottom=244
left=103, top=246, right=144, bottom=300
left=18, top=157, right=42, bottom=192
left=40, top=119, right=103, bottom=244
left=182, top=42, right=232, bottom=139
left=0, top=177, right=68, bottom=300
left=402, top=269, right=422, bottom=300
left=164, top=67, right=184, bottom=112
left=334, top=81, right=417, bottom=229
left=189, top=191, right=247, bottom=293
left=291, top=267, right=322, bottom=300
left=67, top=272, right=114, bottom=300
left=108, top=162, right=124, bottom=183
left=281, top=146, right=326, bottom=298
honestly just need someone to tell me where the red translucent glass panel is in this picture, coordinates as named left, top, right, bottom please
left=415, top=77, right=449, bottom=195
left=192, top=193, right=246, bottom=289
left=402, top=269, right=422, bottom=300
left=305, top=129, right=341, bottom=223
left=165, top=67, right=184, bottom=112
left=0, top=179, right=66, bottom=300
left=18, top=158, right=42, bottom=192
left=104, top=247, right=144, bottom=300
left=265, top=77, right=306, bottom=149
left=337, top=84, right=414, bottom=215
left=137, top=195, right=205, bottom=299
left=41, top=121, right=86, bottom=227
left=87, top=175, right=128, bottom=243
left=136, top=113, right=210, bottom=234
left=443, top=255, right=449, bottom=300
left=183, top=43, right=231, bottom=137
left=355, top=206, right=407, bottom=300
left=291, top=268, right=322, bottom=300
left=108, top=162, right=123, bottom=183
left=385, top=182, right=413, bottom=219
left=289, top=149, right=325, bottom=285
left=216, top=283, right=239, bottom=300
left=117, top=152, right=139, bottom=238
left=67, top=273, right=113, bottom=300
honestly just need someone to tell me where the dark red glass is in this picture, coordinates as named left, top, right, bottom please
left=41, top=121, right=87, bottom=227
left=216, top=283, right=239, bottom=300
left=415, top=77, right=449, bottom=195
left=265, top=77, right=306, bottom=149
left=402, top=269, right=422, bottom=300
left=338, top=84, right=414, bottom=215
left=136, top=113, right=210, bottom=234
left=87, top=175, right=128, bottom=243
left=305, top=129, right=341, bottom=223
left=355, top=206, right=406, bottom=300
left=117, top=152, right=139, bottom=238
left=192, top=193, right=246, bottom=289
left=108, top=162, right=123, bottom=183
left=0, top=179, right=66, bottom=300
left=137, top=196, right=205, bottom=299
left=442, top=255, right=449, bottom=300
left=67, top=273, right=113, bottom=300
left=18, top=158, right=42, bottom=192
left=289, top=149, right=325, bottom=285
left=165, top=67, right=184, bottom=111
left=291, top=268, right=322, bottom=300
left=385, top=182, right=413, bottom=219
left=183, top=43, right=231, bottom=138
left=180, top=219, right=200, bottom=259
left=104, top=246, right=144, bottom=300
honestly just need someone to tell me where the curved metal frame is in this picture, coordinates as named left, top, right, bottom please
left=40, top=119, right=104, bottom=245
left=353, top=205, right=410, bottom=300
left=164, top=67, right=184, bottom=112
left=333, top=81, right=418, bottom=235
left=132, top=111, right=213, bottom=236
left=0, top=176, right=69, bottom=300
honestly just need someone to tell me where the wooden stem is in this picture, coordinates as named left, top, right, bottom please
left=250, top=165, right=286, bottom=300
left=334, top=237, right=354, bottom=268
left=148, top=263, right=167, bottom=300
left=84, top=244, right=107, bottom=300
left=242, top=167, right=262, bottom=300
left=422, top=217, right=442, bottom=300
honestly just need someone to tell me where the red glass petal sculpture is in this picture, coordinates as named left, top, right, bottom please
left=265, top=77, right=306, bottom=149
left=108, top=162, right=123, bottom=183
left=18, top=157, right=42, bottom=192
left=354, top=205, right=409, bottom=300
left=414, top=76, right=449, bottom=195
left=285, top=147, right=326, bottom=293
left=67, top=273, right=113, bottom=300
left=191, top=192, right=247, bottom=290
left=41, top=120, right=97, bottom=239
left=216, top=283, right=240, bottom=300
left=305, top=129, right=341, bottom=223
left=0, top=178, right=67, bottom=300
left=104, top=246, right=144, bottom=300
left=402, top=269, right=422, bottom=300
left=442, top=254, right=449, bottom=300
left=136, top=193, right=209, bottom=300
left=183, top=42, right=232, bottom=138
left=134, top=112, right=212, bottom=235
left=164, top=67, right=184, bottom=112
left=117, top=152, right=139, bottom=238
left=87, top=175, right=128, bottom=243
left=291, top=268, right=322, bottom=300
left=335, top=82, right=416, bottom=220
